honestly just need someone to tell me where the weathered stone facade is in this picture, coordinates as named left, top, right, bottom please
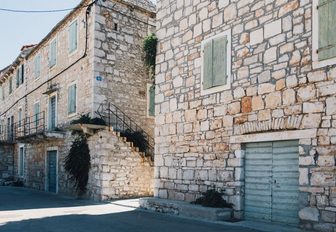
left=0, top=0, right=155, bottom=199
left=154, top=0, right=336, bottom=230
left=0, top=145, right=14, bottom=182
left=88, top=130, right=153, bottom=200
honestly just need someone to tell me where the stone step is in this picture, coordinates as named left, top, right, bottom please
left=139, top=197, right=233, bottom=222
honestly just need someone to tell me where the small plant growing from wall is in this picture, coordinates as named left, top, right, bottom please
left=193, top=188, right=233, bottom=208
left=143, top=33, right=158, bottom=80
left=65, top=133, right=91, bottom=196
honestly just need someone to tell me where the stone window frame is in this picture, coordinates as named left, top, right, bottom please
left=312, top=0, right=336, bottom=69
left=68, top=18, right=79, bottom=55
left=67, top=81, right=78, bottom=118
left=201, top=29, right=232, bottom=96
left=45, top=146, right=59, bottom=193
left=18, top=144, right=25, bottom=178
left=147, top=83, right=155, bottom=118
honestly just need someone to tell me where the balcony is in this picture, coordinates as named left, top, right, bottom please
left=0, top=111, right=65, bottom=144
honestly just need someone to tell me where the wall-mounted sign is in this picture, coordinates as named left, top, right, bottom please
left=96, top=76, right=103, bottom=81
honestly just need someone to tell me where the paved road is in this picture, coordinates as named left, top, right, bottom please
left=0, top=187, right=261, bottom=232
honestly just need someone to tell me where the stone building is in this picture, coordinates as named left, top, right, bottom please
left=0, top=0, right=156, bottom=200
left=154, top=0, right=336, bottom=230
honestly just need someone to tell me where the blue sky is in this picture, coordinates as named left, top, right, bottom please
left=0, top=0, right=156, bottom=70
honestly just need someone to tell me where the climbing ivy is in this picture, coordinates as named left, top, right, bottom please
left=143, top=33, right=158, bottom=80
left=64, top=133, right=90, bottom=196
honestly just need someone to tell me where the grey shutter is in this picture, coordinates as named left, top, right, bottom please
left=203, top=40, right=213, bottom=90
left=68, top=85, right=76, bottom=114
left=318, top=0, right=336, bottom=60
left=35, top=55, right=40, bottom=78
left=69, top=21, right=77, bottom=52
left=213, top=36, right=227, bottom=87
left=149, top=85, right=155, bottom=116
left=16, top=69, right=20, bottom=88
left=49, top=40, right=57, bottom=67
left=34, top=103, right=40, bottom=127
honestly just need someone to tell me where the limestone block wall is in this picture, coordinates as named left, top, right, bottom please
left=155, top=0, right=336, bottom=230
left=12, top=133, right=76, bottom=195
left=87, top=130, right=154, bottom=201
left=0, top=145, right=14, bottom=181
left=92, top=0, right=156, bottom=137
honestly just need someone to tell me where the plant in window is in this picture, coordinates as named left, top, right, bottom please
left=143, top=33, right=158, bottom=80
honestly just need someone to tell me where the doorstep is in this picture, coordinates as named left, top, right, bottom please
left=139, top=197, right=233, bottom=222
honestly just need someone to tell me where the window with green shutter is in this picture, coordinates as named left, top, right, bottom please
left=318, top=0, right=336, bottom=61
left=69, top=20, right=78, bottom=53
left=34, top=55, right=41, bottom=78
left=148, top=84, right=155, bottom=117
left=202, top=34, right=229, bottom=91
left=49, top=39, right=57, bottom=67
left=34, top=102, right=40, bottom=128
left=68, top=84, right=77, bottom=115
left=9, top=76, right=13, bottom=94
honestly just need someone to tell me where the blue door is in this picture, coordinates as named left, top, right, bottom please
left=47, top=151, right=57, bottom=193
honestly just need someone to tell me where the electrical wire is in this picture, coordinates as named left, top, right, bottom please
left=0, top=4, right=91, bottom=13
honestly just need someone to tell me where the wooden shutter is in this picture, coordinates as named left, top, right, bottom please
left=318, top=0, right=336, bottom=60
left=69, top=21, right=77, bottom=52
left=35, top=55, right=40, bottom=78
left=16, top=69, right=20, bottom=88
left=49, top=40, right=57, bottom=67
left=68, top=85, right=76, bottom=114
left=213, top=36, right=227, bottom=87
left=203, top=40, right=213, bottom=90
left=149, top=85, right=155, bottom=116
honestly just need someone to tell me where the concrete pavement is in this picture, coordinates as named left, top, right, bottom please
left=0, top=187, right=262, bottom=232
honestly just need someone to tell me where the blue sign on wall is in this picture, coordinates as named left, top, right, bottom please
left=96, top=76, right=103, bottom=81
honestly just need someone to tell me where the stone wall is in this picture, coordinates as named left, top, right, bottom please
left=0, top=144, right=14, bottom=182
left=87, top=130, right=154, bottom=201
left=155, top=0, right=336, bottom=230
left=93, top=0, right=156, bottom=137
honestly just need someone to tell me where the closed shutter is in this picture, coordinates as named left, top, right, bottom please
left=35, top=55, right=40, bottom=78
left=68, top=85, right=76, bottom=114
left=69, top=21, right=78, bottom=52
left=34, top=103, right=40, bottom=128
left=203, top=36, right=228, bottom=90
left=49, top=40, right=57, bottom=67
left=149, top=85, right=155, bottom=116
left=318, top=0, right=336, bottom=60
left=203, top=40, right=213, bottom=90
left=9, top=77, right=13, bottom=94
left=213, top=36, right=227, bottom=87
left=16, top=69, right=20, bottom=88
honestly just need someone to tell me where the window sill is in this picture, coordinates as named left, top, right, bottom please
left=201, top=83, right=231, bottom=96
left=68, top=112, right=77, bottom=118
left=312, top=56, right=336, bottom=70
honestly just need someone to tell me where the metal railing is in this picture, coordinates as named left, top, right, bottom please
left=96, top=102, right=154, bottom=160
left=0, top=111, right=46, bottom=143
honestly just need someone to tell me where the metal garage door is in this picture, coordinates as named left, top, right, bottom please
left=245, top=140, right=299, bottom=225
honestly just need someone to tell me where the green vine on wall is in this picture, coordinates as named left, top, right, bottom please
left=65, top=133, right=91, bottom=196
left=143, top=33, right=158, bottom=80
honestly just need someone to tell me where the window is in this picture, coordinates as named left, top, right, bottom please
left=49, top=39, right=57, bottom=67
left=9, top=76, right=13, bottom=94
left=313, top=0, right=336, bottom=68
left=18, top=145, right=25, bottom=177
left=0, top=84, right=3, bottom=100
left=147, top=84, right=155, bottom=117
left=34, top=55, right=41, bottom=78
left=16, top=65, right=24, bottom=87
left=34, top=102, right=40, bottom=128
left=68, top=84, right=77, bottom=115
left=69, top=20, right=78, bottom=53
left=201, top=30, right=231, bottom=95
left=49, top=95, right=57, bottom=130
left=114, top=23, right=118, bottom=31
left=18, top=108, right=22, bottom=128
